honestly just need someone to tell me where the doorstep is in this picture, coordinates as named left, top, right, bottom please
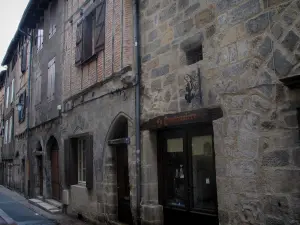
left=28, top=198, right=62, bottom=214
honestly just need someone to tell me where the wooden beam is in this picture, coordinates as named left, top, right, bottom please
left=141, top=107, right=223, bottom=130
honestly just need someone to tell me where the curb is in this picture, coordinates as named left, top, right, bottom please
left=0, top=209, right=16, bottom=225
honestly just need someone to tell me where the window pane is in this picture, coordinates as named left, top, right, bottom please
left=165, top=138, right=185, bottom=207
left=191, top=136, right=216, bottom=211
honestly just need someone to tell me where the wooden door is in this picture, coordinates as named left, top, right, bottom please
left=37, top=156, right=43, bottom=196
left=116, top=145, right=133, bottom=225
left=51, top=150, right=60, bottom=200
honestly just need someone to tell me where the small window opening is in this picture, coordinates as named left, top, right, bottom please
left=186, top=45, right=203, bottom=65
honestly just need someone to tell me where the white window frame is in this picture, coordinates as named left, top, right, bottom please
left=78, top=139, right=86, bottom=184
left=8, top=116, right=12, bottom=143
left=4, top=120, right=8, bottom=144
left=37, top=28, right=44, bottom=51
left=47, top=57, right=55, bottom=101
left=6, top=86, right=9, bottom=108
left=11, top=79, right=14, bottom=103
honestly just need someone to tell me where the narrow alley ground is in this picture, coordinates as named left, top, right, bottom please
left=0, top=186, right=91, bottom=225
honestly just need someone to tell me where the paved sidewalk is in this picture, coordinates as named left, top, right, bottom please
left=0, top=186, right=91, bottom=225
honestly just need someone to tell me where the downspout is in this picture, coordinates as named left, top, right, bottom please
left=133, top=0, right=141, bottom=224
left=19, top=28, right=33, bottom=198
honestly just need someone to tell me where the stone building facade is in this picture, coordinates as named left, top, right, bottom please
left=139, top=0, right=300, bottom=224
left=61, top=0, right=137, bottom=223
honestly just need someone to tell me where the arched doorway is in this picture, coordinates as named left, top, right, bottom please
left=107, top=115, right=133, bottom=225
left=36, top=141, right=43, bottom=196
left=46, top=136, right=60, bottom=201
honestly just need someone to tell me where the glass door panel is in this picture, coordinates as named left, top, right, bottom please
left=191, top=135, right=217, bottom=211
left=165, top=138, right=186, bottom=208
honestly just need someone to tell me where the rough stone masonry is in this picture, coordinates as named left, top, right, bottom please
left=139, top=0, right=300, bottom=224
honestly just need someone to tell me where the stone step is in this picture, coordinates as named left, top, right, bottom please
left=45, top=199, right=62, bottom=209
left=37, top=195, right=43, bottom=201
left=28, top=199, right=61, bottom=214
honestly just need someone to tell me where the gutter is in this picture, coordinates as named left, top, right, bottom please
left=133, top=0, right=141, bottom=224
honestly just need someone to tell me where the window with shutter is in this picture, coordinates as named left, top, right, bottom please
left=47, top=57, right=55, bottom=101
left=82, top=13, right=94, bottom=62
left=6, top=86, right=9, bottom=108
left=4, top=120, right=8, bottom=144
left=8, top=116, right=12, bottom=143
left=75, top=21, right=83, bottom=65
left=18, top=91, right=26, bottom=123
left=94, top=1, right=106, bottom=53
left=49, top=0, right=57, bottom=39
left=21, top=44, right=27, bottom=73
left=11, top=79, right=14, bottom=103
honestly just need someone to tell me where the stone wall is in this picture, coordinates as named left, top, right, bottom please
left=140, top=0, right=300, bottom=224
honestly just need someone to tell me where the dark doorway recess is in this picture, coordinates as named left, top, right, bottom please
left=158, top=124, right=218, bottom=225
left=47, top=136, right=60, bottom=201
left=109, top=117, right=133, bottom=225
left=36, top=142, right=43, bottom=196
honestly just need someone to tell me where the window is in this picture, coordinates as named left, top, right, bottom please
left=47, top=57, right=55, bottom=101
left=78, top=139, right=86, bottom=183
left=6, top=86, right=9, bottom=108
left=8, top=116, right=12, bottom=143
left=49, top=0, right=57, bottom=39
left=35, top=75, right=41, bottom=105
left=64, top=135, right=94, bottom=189
left=186, top=45, right=203, bottom=65
left=36, top=23, right=44, bottom=51
left=11, top=52, right=17, bottom=71
left=11, top=79, right=14, bottom=103
left=18, top=91, right=26, bottom=123
left=159, top=127, right=217, bottom=215
left=4, top=120, right=8, bottom=144
left=75, top=1, right=106, bottom=65
left=21, top=44, right=27, bottom=73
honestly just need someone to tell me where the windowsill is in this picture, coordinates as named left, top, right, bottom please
left=71, top=183, right=86, bottom=188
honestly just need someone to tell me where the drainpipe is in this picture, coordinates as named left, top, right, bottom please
left=133, top=0, right=141, bottom=224
left=19, top=28, right=33, bottom=198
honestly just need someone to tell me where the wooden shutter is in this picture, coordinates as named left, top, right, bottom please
left=94, top=1, right=106, bottom=53
left=75, top=21, right=83, bottom=64
left=18, top=94, right=22, bottom=122
left=64, top=139, right=70, bottom=187
left=70, top=139, right=78, bottom=185
left=83, top=14, right=94, bottom=62
left=51, top=59, right=55, bottom=98
left=22, top=90, right=27, bottom=121
left=86, top=135, right=93, bottom=190
left=21, top=45, right=27, bottom=73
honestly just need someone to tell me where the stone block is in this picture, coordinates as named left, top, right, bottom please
left=231, top=178, right=258, bottom=193
left=263, top=0, right=290, bottom=8
left=265, top=169, right=300, bottom=193
left=283, top=8, right=298, bottom=26
left=271, top=24, right=283, bottom=40
left=250, top=95, right=272, bottom=113
left=220, top=25, right=238, bottom=47
left=141, top=204, right=163, bottom=224
left=194, top=9, right=215, bottom=28
left=260, top=121, right=276, bottom=131
left=151, top=65, right=169, bottom=77
left=185, top=3, right=200, bottom=17
left=268, top=50, right=294, bottom=77
left=293, top=148, right=300, bottom=167
left=151, top=79, right=162, bottom=92
left=228, top=43, right=238, bottom=63
left=230, top=160, right=258, bottom=177
left=229, top=0, right=261, bottom=24
left=291, top=193, right=300, bottom=221
left=246, top=12, right=270, bottom=35
left=159, top=3, right=176, bottom=22
left=282, top=30, right=300, bottom=52
left=180, top=32, right=204, bottom=51
left=266, top=217, right=285, bottom=225
left=216, top=0, right=245, bottom=12
left=146, top=2, right=160, bottom=16
left=146, top=58, right=159, bottom=70
left=237, top=39, right=250, bottom=59
left=161, top=27, right=174, bottom=45
left=259, top=36, right=273, bottom=58
left=142, top=54, right=152, bottom=63
left=263, top=195, right=289, bottom=218
left=148, top=30, right=158, bottom=42
left=167, top=100, right=178, bottom=112
left=174, top=18, right=194, bottom=38
left=206, top=24, right=216, bottom=38
left=262, top=150, right=289, bottom=167
left=156, top=44, right=170, bottom=56
left=218, top=210, right=229, bottom=224
left=178, top=0, right=189, bottom=11
left=222, top=59, right=249, bottom=77
left=240, top=111, right=260, bottom=132
left=284, top=114, right=298, bottom=127
left=237, top=130, right=259, bottom=159
left=144, top=40, right=161, bottom=55
left=142, top=18, right=154, bottom=32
